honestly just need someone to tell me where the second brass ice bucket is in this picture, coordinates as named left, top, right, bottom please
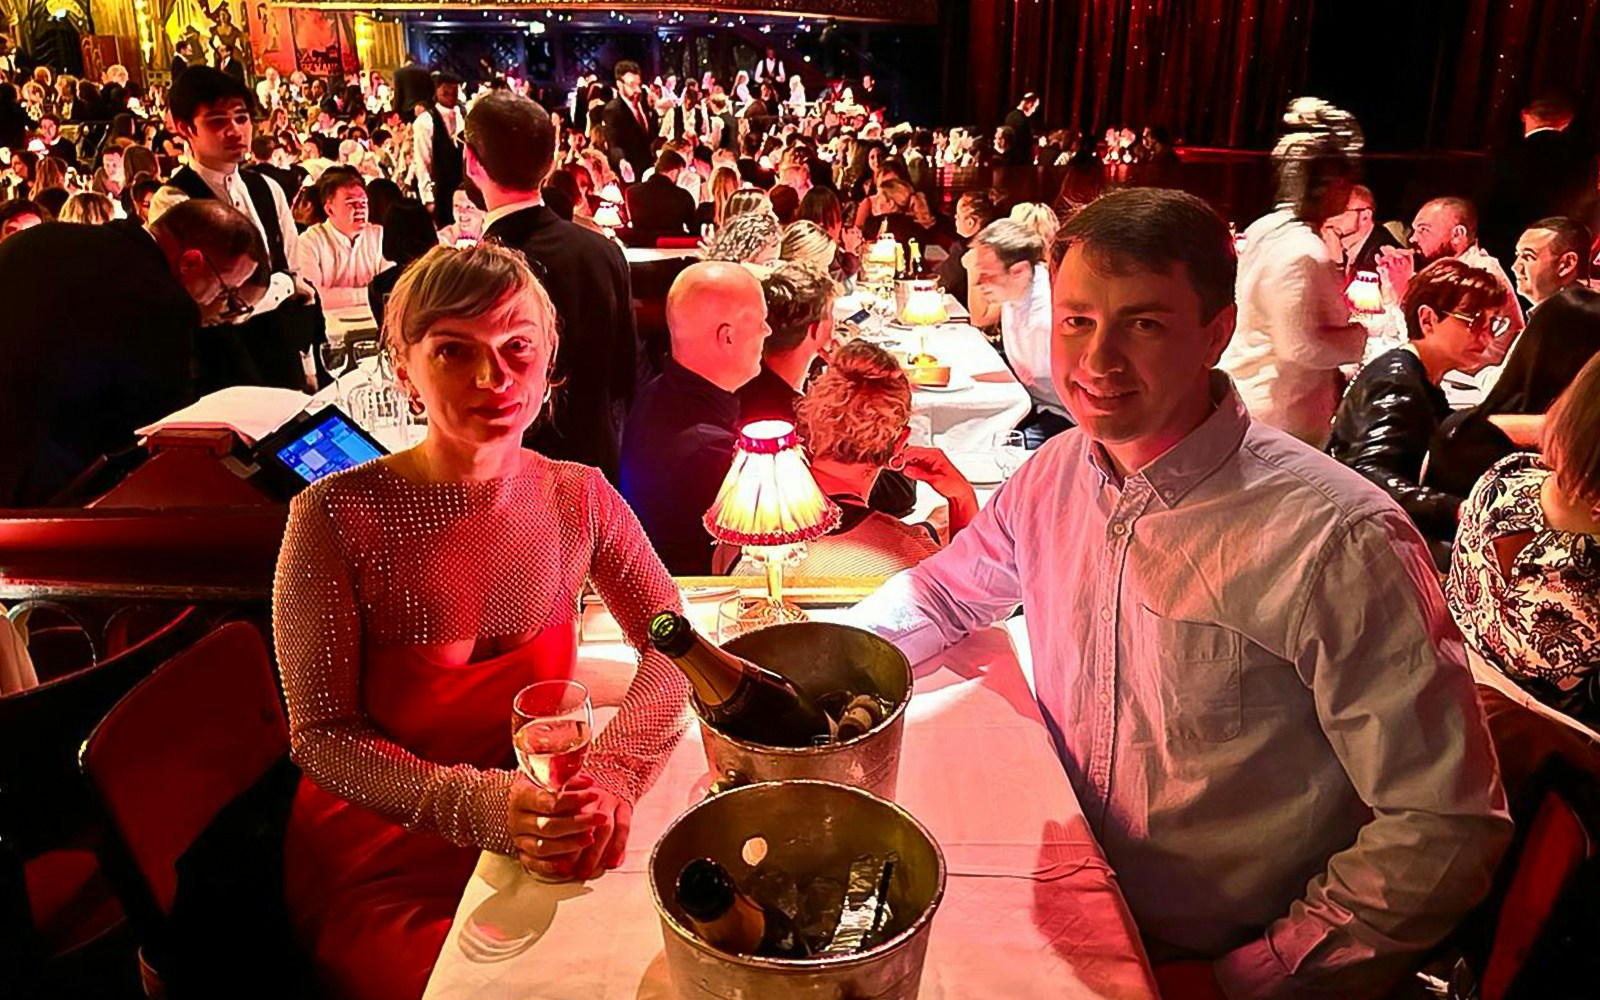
left=697, top=622, right=912, bottom=800
left=649, top=780, right=947, bottom=1000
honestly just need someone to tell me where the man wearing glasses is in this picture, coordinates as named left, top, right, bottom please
left=0, top=200, right=269, bottom=506
left=153, top=66, right=322, bottom=393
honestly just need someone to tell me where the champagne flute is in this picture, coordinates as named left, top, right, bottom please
left=512, top=680, right=593, bottom=795
left=318, top=340, right=350, bottom=404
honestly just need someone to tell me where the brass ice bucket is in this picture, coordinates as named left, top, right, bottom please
left=699, top=622, right=912, bottom=800
left=649, top=780, right=947, bottom=1000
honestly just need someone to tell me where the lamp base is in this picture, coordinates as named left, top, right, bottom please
left=719, top=595, right=807, bottom=643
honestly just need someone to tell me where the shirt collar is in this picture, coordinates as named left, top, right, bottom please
left=190, top=158, right=240, bottom=192
left=1085, top=371, right=1250, bottom=508
left=663, top=357, right=742, bottom=418
left=483, top=197, right=544, bottom=232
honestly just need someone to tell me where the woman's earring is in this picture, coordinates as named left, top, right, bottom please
left=407, top=392, right=425, bottom=416
left=887, top=451, right=908, bottom=472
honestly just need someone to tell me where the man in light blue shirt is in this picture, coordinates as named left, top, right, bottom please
left=851, top=188, right=1511, bottom=999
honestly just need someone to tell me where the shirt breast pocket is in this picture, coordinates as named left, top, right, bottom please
left=1139, top=607, right=1243, bottom=743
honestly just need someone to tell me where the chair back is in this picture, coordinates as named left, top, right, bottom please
left=654, top=235, right=701, bottom=249
left=0, top=604, right=203, bottom=974
left=1461, top=688, right=1600, bottom=1000
left=79, top=621, right=288, bottom=926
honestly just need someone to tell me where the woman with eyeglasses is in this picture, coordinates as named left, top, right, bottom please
left=1328, top=258, right=1507, bottom=556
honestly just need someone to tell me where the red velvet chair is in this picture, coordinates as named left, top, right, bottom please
left=0, top=603, right=204, bottom=992
left=1446, top=688, right=1600, bottom=999
left=79, top=620, right=296, bottom=994
left=653, top=235, right=702, bottom=249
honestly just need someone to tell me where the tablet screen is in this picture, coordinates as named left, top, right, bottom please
left=272, top=412, right=384, bottom=484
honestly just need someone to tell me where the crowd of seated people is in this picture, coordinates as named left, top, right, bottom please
left=7, top=34, right=1600, bottom=999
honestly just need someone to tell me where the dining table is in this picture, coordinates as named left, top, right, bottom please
left=421, top=614, right=1161, bottom=1000
left=863, top=319, right=1034, bottom=455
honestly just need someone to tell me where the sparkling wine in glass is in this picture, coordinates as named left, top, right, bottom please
left=512, top=680, right=593, bottom=793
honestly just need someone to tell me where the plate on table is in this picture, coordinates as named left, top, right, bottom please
left=913, top=373, right=975, bottom=393
left=949, top=452, right=1006, bottom=487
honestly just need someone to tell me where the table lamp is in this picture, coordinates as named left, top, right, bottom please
left=703, top=420, right=840, bottom=632
left=593, top=201, right=623, bottom=236
left=1345, top=270, right=1385, bottom=314
left=900, top=287, right=949, bottom=379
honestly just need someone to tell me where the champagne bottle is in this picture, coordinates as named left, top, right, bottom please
left=908, top=240, right=923, bottom=278
left=675, top=857, right=812, bottom=959
left=893, top=241, right=906, bottom=280
left=648, top=612, right=831, bottom=748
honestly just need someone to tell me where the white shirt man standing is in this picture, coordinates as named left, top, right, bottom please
left=849, top=188, right=1509, bottom=1000
left=411, top=71, right=465, bottom=225
left=970, top=219, right=1071, bottom=444
left=294, top=171, right=389, bottom=313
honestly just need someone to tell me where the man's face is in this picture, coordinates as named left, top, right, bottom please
left=179, top=98, right=251, bottom=166
left=0, top=211, right=42, bottom=241
left=1513, top=228, right=1575, bottom=304
left=104, top=150, right=123, bottom=178
left=325, top=183, right=369, bottom=232
left=39, top=118, right=56, bottom=140
left=863, top=75, right=875, bottom=90
left=727, top=280, right=772, bottom=383
left=1024, top=97, right=1040, bottom=115
left=619, top=72, right=642, bottom=101
left=973, top=245, right=1033, bottom=303
left=1051, top=246, right=1234, bottom=470
left=178, top=251, right=265, bottom=324
left=436, top=82, right=460, bottom=108
left=1410, top=205, right=1462, bottom=262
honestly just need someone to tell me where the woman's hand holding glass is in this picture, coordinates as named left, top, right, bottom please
left=507, top=773, right=632, bottom=881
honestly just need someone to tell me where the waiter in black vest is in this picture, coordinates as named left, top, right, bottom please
left=412, top=70, right=464, bottom=226
left=155, top=67, right=322, bottom=392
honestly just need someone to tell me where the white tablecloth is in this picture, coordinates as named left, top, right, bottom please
left=870, top=323, right=1032, bottom=454
left=624, top=246, right=702, bottom=264
left=422, top=619, right=1159, bottom=1000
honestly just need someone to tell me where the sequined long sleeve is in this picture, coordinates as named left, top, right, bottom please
left=273, top=489, right=517, bottom=855
left=578, top=470, right=693, bottom=804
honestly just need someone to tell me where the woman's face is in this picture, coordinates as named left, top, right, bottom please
left=396, top=292, right=552, bottom=450
left=867, top=147, right=882, bottom=171
left=1420, top=304, right=1499, bottom=374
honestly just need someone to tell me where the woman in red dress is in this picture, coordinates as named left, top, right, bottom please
left=273, top=243, right=690, bottom=999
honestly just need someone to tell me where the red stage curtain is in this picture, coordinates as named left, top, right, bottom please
left=955, top=0, right=1316, bottom=148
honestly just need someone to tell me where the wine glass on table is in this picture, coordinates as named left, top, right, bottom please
left=318, top=340, right=350, bottom=405
left=993, top=430, right=1028, bottom=481
left=512, top=680, right=594, bottom=881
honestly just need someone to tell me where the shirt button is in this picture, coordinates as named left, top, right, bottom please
left=1098, top=690, right=1111, bottom=705
left=1099, top=608, right=1112, bottom=622
left=1112, top=523, right=1127, bottom=536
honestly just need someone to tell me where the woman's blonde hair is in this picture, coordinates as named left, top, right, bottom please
left=383, top=243, right=559, bottom=366
left=796, top=341, right=911, bottom=467
left=1009, top=202, right=1060, bottom=260
left=59, top=191, right=114, bottom=224
left=779, top=219, right=837, bottom=271
left=1542, top=352, right=1600, bottom=512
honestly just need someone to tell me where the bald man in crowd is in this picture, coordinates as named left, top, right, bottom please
left=619, top=261, right=771, bottom=574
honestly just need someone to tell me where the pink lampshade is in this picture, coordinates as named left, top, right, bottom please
left=1346, top=270, right=1384, bottom=314
left=704, top=420, right=840, bottom=547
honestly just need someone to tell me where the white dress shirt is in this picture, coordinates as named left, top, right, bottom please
left=294, top=221, right=390, bottom=312
left=1221, top=208, right=1367, bottom=446
left=1000, top=262, right=1067, bottom=416
left=846, top=374, right=1510, bottom=1000
left=411, top=103, right=463, bottom=205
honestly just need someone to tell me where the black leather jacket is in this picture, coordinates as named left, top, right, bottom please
left=1327, top=348, right=1463, bottom=543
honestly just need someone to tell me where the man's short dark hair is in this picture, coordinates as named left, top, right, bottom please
left=614, top=60, right=642, bottom=83
left=769, top=184, right=799, bottom=225
left=1058, top=188, right=1237, bottom=322
left=0, top=199, right=44, bottom=229
left=251, top=134, right=278, bottom=161
left=150, top=199, right=269, bottom=285
left=317, top=169, right=365, bottom=202
left=175, top=38, right=194, bottom=55
left=129, top=176, right=162, bottom=202
left=168, top=66, right=252, bottom=124
left=741, top=132, right=763, bottom=157
left=38, top=112, right=58, bottom=128
left=653, top=148, right=685, bottom=175
left=433, top=70, right=463, bottom=87
left=381, top=199, right=441, bottom=265
left=1527, top=216, right=1592, bottom=280
left=762, top=262, right=835, bottom=353
left=463, top=91, right=555, bottom=193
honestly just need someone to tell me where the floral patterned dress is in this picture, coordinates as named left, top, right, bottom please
left=1446, top=453, right=1600, bottom=727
